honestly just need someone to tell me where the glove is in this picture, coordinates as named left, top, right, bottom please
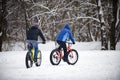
left=42, top=41, right=46, bottom=44
left=73, top=42, right=75, bottom=44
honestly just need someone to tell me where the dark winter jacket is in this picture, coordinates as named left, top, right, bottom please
left=27, top=26, right=46, bottom=41
left=56, top=24, right=75, bottom=43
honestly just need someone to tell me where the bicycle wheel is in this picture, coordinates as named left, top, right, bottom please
left=50, top=49, right=61, bottom=65
left=67, top=49, right=78, bottom=65
left=25, top=52, right=33, bottom=68
left=35, top=50, right=42, bottom=66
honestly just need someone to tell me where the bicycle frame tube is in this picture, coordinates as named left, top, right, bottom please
left=67, top=43, right=72, bottom=51
left=56, top=50, right=63, bottom=59
left=57, top=43, right=73, bottom=59
left=60, top=50, right=64, bottom=59
left=31, top=48, right=34, bottom=61
left=67, top=43, right=73, bottom=57
left=27, top=42, right=34, bottom=61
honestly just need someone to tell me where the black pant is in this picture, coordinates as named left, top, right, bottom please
left=57, top=41, right=67, bottom=60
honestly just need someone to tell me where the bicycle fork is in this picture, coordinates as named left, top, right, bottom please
left=67, top=44, right=74, bottom=58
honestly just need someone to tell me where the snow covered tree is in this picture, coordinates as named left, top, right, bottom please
left=96, top=0, right=108, bottom=50
left=115, top=0, right=120, bottom=46
left=1, top=0, right=119, bottom=51
left=0, top=0, right=28, bottom=51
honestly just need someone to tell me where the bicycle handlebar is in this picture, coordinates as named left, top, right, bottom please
left=37, top=41, right=43, bottom=43
left=37, top=41, right=46, bottom=44
left=66, top=42, right=73, bottom=44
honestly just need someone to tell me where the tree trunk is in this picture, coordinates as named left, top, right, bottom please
left=0, top=27, right=2, bottom=52
left=97, top=0, right=108, bottom=50
left=0, top=0, right=7, bottom=52
left=21, top=0, right=29, bottom=50
left=87, top=23, right=93, bottom=41
left=110, top=0, right=118, bottom=50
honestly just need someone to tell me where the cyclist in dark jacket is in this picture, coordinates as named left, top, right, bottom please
left=26, top=23, right=46, bottom=62
left=56, top=23, right=75, bottom=61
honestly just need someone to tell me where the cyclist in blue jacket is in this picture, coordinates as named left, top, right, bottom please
left=56, top=23, right=75, bottom=62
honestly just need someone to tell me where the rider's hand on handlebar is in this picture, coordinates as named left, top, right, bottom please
left=73, top=42, right=75, bottom=44
left=42, top=41, right=46, bottom=44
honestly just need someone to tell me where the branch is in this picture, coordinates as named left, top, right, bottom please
left=27, top=2, right=50, bottom=11
left=81, top=2, right=97, bottom=7
left=115, top=4, right=120, bottom=28
left=76, top=17, right=100, bottom=22
left=45, top=16, right=100, bottom=25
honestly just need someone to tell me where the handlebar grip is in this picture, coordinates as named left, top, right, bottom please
left=66, top=42, right=73, bottom=44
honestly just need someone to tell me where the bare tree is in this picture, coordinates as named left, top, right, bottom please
left=2, top=0, right=119, bottom=51
left=0, top=0, right=7, bottom=51
left=110, top=0, right=119, bottom=50
left=96, top=0, right=108, bottom=50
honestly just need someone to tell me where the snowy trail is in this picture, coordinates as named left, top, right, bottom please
left=0, top=50, right=120, bottom=80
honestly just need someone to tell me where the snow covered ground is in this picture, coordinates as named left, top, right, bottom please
left=0, top=42, right=120, bottom=80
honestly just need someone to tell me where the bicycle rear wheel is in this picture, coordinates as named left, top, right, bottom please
left=50, top=49, right=61, bottom=65
left=35, top=50, right=42, bottom=66
left=25, top=52, right=33, bottom=68
left=67, top=49, right=78, bottom=65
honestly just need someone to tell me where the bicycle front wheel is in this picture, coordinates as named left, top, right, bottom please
left=50, top=49, right=61, bottom=65
left=67, top=49, right=78, bottom=65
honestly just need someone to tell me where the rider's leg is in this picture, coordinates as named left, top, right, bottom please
left=61, top=42, right=67, bottom=61
left=57, top=41, right=62, bottom=51
left=32, top=41, right=38, bottom=61
left=57, top=41, right=67, bottom=61
left=26, top=40, right=34, bottom=51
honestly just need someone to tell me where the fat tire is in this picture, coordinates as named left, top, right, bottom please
left=67, top=49, right=78, bottom=65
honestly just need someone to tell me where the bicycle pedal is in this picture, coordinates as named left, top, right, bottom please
left=69, top=55, right=73, bottom=58
left=34, top=58, right=37, bottom=62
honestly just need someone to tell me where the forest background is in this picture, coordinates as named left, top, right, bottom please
left=0, top=0, right=120, bottom=51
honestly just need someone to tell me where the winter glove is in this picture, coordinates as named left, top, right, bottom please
left=42, top=41, right=46, bottom=44
left=73, top=42, right=75, bottom=44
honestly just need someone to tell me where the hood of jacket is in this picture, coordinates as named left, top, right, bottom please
left=64, top=24, right=70, bottom=30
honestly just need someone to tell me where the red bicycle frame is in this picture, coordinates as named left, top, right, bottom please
left=55, top=43, right=73, bottom=59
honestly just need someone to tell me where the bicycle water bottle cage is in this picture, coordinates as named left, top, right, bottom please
left=27, top=42, right=33, bottom=51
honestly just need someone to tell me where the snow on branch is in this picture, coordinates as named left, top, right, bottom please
left=80, top=20, right=93, bottom=33
left=98, top=0, right=101, bottom=7
left=57, top=0, right=75, bottom=12
left=27, top=2, right=50, bottom=11
left=28, top=11, right=51, bottom=20
left=115, top=4, right=120, bottom=28
left=76, top=17, right=100, bottom=22
left=81, top=2, right=97, bottom=7
left=46, top=16, right=100, bottom=25
left=5, top=6, right=19, bottom=18
left=99, top=7, right=103, bottom=16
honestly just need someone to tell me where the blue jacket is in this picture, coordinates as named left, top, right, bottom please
left=56, top=24, right=75, bottom=43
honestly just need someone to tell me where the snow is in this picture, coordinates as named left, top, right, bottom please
left=0, top=42, right=120, bottom=80
left=8, top=41, right=120, bottom=51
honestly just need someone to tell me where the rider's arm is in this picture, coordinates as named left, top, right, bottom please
left=38, top=29, right=46, bottom=42
left=68, top=31, right=75, bottom=44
